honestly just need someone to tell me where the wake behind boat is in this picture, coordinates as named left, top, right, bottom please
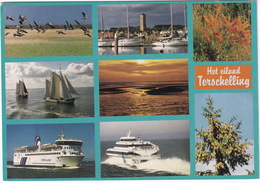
left=106, top=130, right=160, bottom=164
left=44, top=71, right=80, bottom=104
left=16, top=80, right=28, bottom=98
left=13, top=131, right=84, bottom=167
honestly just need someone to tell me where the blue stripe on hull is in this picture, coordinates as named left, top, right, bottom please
left=20, top=157, right=27, bottom=165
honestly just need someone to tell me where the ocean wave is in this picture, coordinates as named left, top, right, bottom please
left=103, top=157, right=190, bottom=175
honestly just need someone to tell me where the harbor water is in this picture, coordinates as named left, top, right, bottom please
left=98, top=45, right=188, bottom=55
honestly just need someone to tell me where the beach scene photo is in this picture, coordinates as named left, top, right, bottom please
left=5, top=61, right=94, bottom=119
left=98, top=3, right=188, bottom=55
left=6, top=123, right=95, bottom=179
left=99, top=59, right=189, bottom=116
left=4, top=4, right=92, bottom=57
left=100, top=120, right=190, bottom=177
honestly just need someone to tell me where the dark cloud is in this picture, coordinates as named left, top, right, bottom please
left=99, top=3, right=186, bottom=28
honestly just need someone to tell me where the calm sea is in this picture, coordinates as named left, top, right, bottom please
left=5, top=87, right=94, bottom=119
left=7, top=161, right=95, bottom=179
left=98, top=46, right=188, bottom=55
left=101, top=139, right=190, bottom=177
left=100, top=81, right=189, bottom=116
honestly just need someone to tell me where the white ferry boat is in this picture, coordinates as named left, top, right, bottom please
left=106, top=130, right=160, bottom=164
left=13, top=131, right=84, bottom=167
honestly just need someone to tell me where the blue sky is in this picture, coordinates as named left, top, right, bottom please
left=195, top=93, right=255, bottom=175
left=5, top=4, right=92, bottom=25
left=99, top=3, right=187, bottom=29
left=100, top=120, right=189, bottom=141
left=7, top=123, right=95, bottom=161
left=5, top=61, right=94, bottom=89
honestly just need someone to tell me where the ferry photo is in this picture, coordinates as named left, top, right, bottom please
left=100, top=120, right=190, bottom=177
left=7, top=123, right=95, bottom=179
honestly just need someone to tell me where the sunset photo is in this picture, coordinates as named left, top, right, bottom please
left=99, top=59, right=188, bottom=116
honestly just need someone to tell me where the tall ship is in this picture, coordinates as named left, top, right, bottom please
left=106, top=130, right=160, bottom=164
left=13, top=131, right=84, bottom=167
left=16, top=80, right=28, bottom=98
left=44, top=71, right=79, bottom=104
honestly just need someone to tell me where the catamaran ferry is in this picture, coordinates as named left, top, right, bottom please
left=106, top=130, right=160, bottom=164
left=13, top=131, right=84, bottom=167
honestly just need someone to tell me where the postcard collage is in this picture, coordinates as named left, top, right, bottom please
left=0, top=0, right=259, bottom=181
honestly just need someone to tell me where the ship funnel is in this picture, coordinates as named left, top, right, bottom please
left=35, top=136, right=41, bottom=146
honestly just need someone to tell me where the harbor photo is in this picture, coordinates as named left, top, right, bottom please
left=100, top=120, right=190, bottom=177
left=99, top=59, right=189, bottom=116
left=6, top=123, right=95, bottom=179
left=98, top=3, right=188, bottom=55
left=4, top=4, right=92, bottom=57
left=5, top=61, right=94, bottom=119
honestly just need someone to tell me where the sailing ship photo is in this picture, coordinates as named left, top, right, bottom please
left=5, top=61, right=94, bottom=119
left=16, top=80, right=28, bottom=98
left=100, top=120, right=190, bottom=177
left=98, top=3, right=188, bottom=55
left=99, top=59, right=189, bottom=116
left=6, top=123, right=95, bottom=179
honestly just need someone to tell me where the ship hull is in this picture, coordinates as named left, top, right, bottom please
left=45, top=97, right=75, bottom=104
left=16, top=94, right=28, bottom=98
left=13, top=152, right=84, bottom=167
left=106, top=152, right=160, bottom=164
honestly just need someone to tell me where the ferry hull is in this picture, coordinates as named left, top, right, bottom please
left=106, top=153, right=160, bottom=164
left=13, top=154, right=84, bottom=167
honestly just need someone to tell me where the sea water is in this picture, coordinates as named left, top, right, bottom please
left=100, top=81, right=189, bottom=116
left=7, top=161, right=95, bottom=179
left=101, top=139, right=190, bottom=177
left=5, top=87, right=94, bottom=119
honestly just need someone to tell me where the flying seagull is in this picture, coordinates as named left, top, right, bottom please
left=82, top=12, right=89, bottom=19
left=46, top=22, right=55, bottom=29
left=6, top=16, right=14, bottom=21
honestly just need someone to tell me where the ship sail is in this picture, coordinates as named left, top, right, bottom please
left=45, top=71, right=79, bottom=104
left=50, top=72, right=61, bottom=99
left=16, top=80, right=28, bottom=98
left=44, top=79, right=51, bottom=98
left=64, top=75, right=80, bottom=99
left=60, top=71, right=72, bottom=99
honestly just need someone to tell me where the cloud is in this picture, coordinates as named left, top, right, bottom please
left=99, top=3, right=186, bottom=28
left=65, top=63, right=93, bottom=76
left=5, top=62, right=94, bottom=89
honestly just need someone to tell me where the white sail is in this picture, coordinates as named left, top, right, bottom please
left=60, top=71, right=72, bottom=99
left=49, top=72, right=61, bottom=99
left=16, top=80, right=28, bottom=97
left=44, top=79, right=51, bottom=98
left=64, top=75, right=80, bottom=99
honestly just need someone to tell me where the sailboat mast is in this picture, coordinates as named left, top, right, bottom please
left=184, top=4, right=187, bottom=33
left=170, top=3, right=173, bottom=37
left=126, top=5, right=130, bottom=39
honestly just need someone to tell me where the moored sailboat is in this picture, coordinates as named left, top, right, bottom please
left=44, top=71, right=79, bottom=104
left=16, top=80, right=28, bottom=98
left=111, top=5, right=141, bottom=47
left=152, top=4, right=188, bottom=47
